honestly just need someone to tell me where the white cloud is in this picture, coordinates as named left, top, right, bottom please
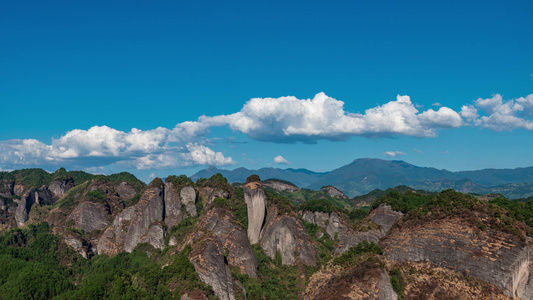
left=432, top=102, right=442, bottom=107
left=384, top=151, right=407, bottom=158
left=413, top=148, right=423, bottom=153
left=471, top=94, right=533, bottom=131
left=3, top=92, right=533, bottom=172
left=274, top=155, right=290, bottom=164
left=0, top=126, right=235, bottom=170
left=460, top=105, right=479, bottom=122
left=186, top=93, right=464, bottom=142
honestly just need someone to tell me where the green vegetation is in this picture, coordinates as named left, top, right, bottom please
left=67, top=171, right=95, bottom=185
left=332, top=241, right=383, bottom=267
left=244, top=174, right=261, bottom=185
left=0, top=223, right=83, bottom=299
left=195, top=173, right=233, bottom=192
left=372, top=189, right=434, bottom=213
left=231, top=244, right=311, bottom=300
left=0, top=222, right=214, bottom=299
left=395, top=189, right=529, bottom=240
left=107, top=172, right=146, bottom=191
left=284, top=188, right=352, bottom=209
left=165, top=174, right=193, bottom=188
left=265, top=190, right=295, bottom=215
left=300, top=198, right=338, bottom=214
left=229, top=188, right=248, bottom=230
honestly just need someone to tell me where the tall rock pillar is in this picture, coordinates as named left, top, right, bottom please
left=243, top=175, right=266, bottom=245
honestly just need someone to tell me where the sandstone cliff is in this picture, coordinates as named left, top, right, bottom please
left=381, top=219, right=530, bottom=298
left=243, top=179, right=267, bottom=245
left=97, top=178, right=164, bottom=254
left=189, top=234, right=236, bottom=300
left=260, top=205, right=317, bottom=266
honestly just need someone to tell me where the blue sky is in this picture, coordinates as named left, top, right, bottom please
left=1, top=0, right=532, bottom=182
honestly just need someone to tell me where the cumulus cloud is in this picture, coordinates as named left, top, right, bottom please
left=432, top=102, right=442, bottom=107
left=3, top=92, right=532, bottom=171
left=184, top=93, right=464, bottom=142
left=471, top=94, right=533, bottom=131
left=384, top=151, right=407, bottom=158
left=0, top=126, right=235, bottom=170
left=274, top=155, right=290, bottom=164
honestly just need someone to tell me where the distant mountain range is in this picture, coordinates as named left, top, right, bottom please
left=191, top=159, right=533, bottom=199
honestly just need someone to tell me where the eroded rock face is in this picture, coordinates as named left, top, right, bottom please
left=198, top=187, right=230, bottom=207
left=190, top=235, right=236, bottom=300
left=244, top=182, right=266, bottom=245
left=303, top=265, right=397, bottom=300
left=116, top=181, right=137, bottom=201
left=381, top=221, right=530, bottom=298
left=181, top=206, right=258, bottom=279
left=164, top=182, right=197, bottom=228
left=123, top=182, right=164, bottom=252
left=164, top=181, right=184, bottom=228
left=67, top=202, right=110, bottom=233
left=97, top=179, right=164, bottom=254
left=140, top=224, right=166, bottom=250
left=48, top=178, right=75, bottom=198
left=327, top=212, right=384, bottom=255
left=260, top=206, right=317, bottom=266
left=368, top=204, right=403, bottom=233
left=15, top=187, right=54, bottom=226
left=180, top=186, right=197, bottom=217
left=97, top=206, right=136, bottom=255
left=301, top=210, right=329, bottom=228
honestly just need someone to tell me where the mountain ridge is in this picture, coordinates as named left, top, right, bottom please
left=192, top=158, right=533, bottom=198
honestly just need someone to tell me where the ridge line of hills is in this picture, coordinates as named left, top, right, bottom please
left=2, top=168, right=533, bottom=299
left=192, top=158, right=533, bottom=199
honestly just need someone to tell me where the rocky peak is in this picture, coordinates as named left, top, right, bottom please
left=244, top=175, right=266, bottom=244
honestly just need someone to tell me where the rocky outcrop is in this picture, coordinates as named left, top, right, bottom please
left=244, top=181, right=266, bottom=244
left=303, top=265, right=397, bottom=300
left=327, top=212, right=384, bottom=255
left=381, top=221, right=530, bottom=298
left=301, top=210, right=329, bottom=228
left=181, top=186, right=197, bottom=217
left=116, top=181, right=137, bottom=201
left=260, top=206, right=317, bottom=266
left=190, top=234, right=236, bottom=300
left=164, top=181, right=185, bottom=228
left=164, top=182, right=198, bottom=228
left=181, top=206, right=258, bottom=279
left=262, top=180, right=299, bottom=193
left=140, top=224, right=166, bottom=250
left=368, top=204, right=403, bottom=233
left=67, top=202, right=110, bottom=233
left=97, top=178, right=164, bottom=254
left=15, top=186, right=54, bottom=226
left=48, top=178, right=75, bottom=198
left=198, top=187, right=230, bottom=207
left=321, top=185, right=348, bottom=199
left=0, top=180, right=14, bottom=198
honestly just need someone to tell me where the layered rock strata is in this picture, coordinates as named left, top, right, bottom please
left=381, top=221, right=530, bottom=298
